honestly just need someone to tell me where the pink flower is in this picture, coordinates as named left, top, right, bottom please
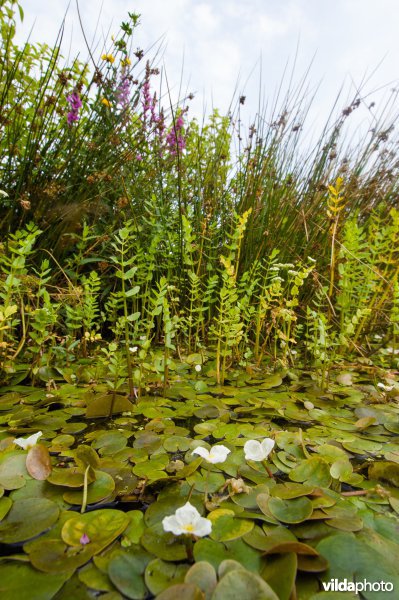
left=79, top=533, right=90, bottom=545
left=66, top=91, right=82, bottom=125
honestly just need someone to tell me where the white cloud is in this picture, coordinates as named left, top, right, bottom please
left=13, top=0, right=399, bottom=137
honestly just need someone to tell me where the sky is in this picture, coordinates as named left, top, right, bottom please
left=13, top=0, right=399, bottom=143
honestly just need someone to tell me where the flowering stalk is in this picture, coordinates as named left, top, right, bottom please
left=66, top=91, right=82, bottom=125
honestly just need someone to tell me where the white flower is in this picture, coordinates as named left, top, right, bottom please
left=162, top=502, right=212, bottom=537
left=377, top=382, right=394, bottom=392
left=129, top=346, right=138, bottom=353
left=244, top=438, right=275, bottom=461
left=14, top=431, right=43, bottom=450
left=192, top=444, right=230, bottom=464
left=386, top=347, right=399, bottom=355
left=195, top=364, right=202, bottom=372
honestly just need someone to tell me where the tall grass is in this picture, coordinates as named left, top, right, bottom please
left=1, top=0, right=399, bottom=385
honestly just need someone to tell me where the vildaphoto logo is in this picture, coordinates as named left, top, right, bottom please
left=322, top=579, right=394, bottom=594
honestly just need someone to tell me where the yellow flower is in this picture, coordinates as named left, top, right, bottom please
left=121, top=57, right=131, bottom=67
left=101, top=98, right=111, bottom=107
left=101, top=54, right=115, bottom=64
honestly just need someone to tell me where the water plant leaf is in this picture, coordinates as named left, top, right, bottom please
left=261, top=552, right=297, bottom=600
left=141, top=522, right=188, bottom=561
left=289, top=457, right=332, bottom=487
left=26, top=444, right=52, bottom=480
left=267, top=496, right=313, bottom=524
left=63, top=470, right=115, bottom=505
left=108, top=553, right=148, bottom=599
left=193, top=538, right=263, bottom=572
left=29, top=539, right=94, bottom=573
left=144, top=558, right=189, bottom=596
left=0, top=497, right=59, bottom=543
left=212, top=568, right=279, bottom=600
left=61, top=509, right=129, bottom=553
left=184, top=561, right=217, bottom=600
left=0, top=563, right=72, bottom=600
left=208, top=508, right=254, bottom=541
left=155, top=583, right=204, bottom=600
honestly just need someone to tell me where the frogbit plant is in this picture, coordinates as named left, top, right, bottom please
left=192, top=444, right=231, bottom=464
left=162, top=501, right=212, bottom=561
left=14, top=431, right=43, bottom=450
left=244, top=438, right=275, bottom=479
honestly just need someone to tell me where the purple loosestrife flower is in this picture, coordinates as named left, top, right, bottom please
left=166, top=112, right=186, bottom=156
left=66, top=91, right=82, bottom=125
left=116, top=68, right=131, bottom=110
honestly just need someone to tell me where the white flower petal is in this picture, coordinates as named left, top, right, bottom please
left=14, top=431, right=43, bottom=450
left=244, top=440, right=264, bottom=461
left=175, top=502, right=201, bottom=526
left=260, top=438, right=275, bottom=458
left=162, top=515, right=183, bottom=535
left=192, top=516, right=212, bottom=537
left=208, top=445, right=230, bottom=464
left=162, top=502, right=211, bottom=537
left=192, top=446, right=210, bottom=460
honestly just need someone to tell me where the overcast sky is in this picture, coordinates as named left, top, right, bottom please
left=14, top=1, right=399, bottom=141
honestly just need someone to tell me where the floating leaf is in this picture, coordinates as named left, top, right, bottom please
left=141, top=523, right=188, bottom=561
left=208, top=508, right=254, bottom=542
left=289, top=457, right=332, bottom=487
left=0, top=563, right=71, bottom=600
left=268, top=496, right=313, bottom=524
left=193, top=538, right=264, bottom=572
left=155, top=583, right=204, bottom=600
left=0, top=497, right=59, bottom=543
left=212, top=568, right=278, bottom=600
left=26, top=444, right=52, bottom=480
left=61, top=509, right=129, bottom=553
left=184, top=561, right=217, bottom=600
left=63, top=470, right=115, bottom=505
left=144, top=558, right=189, bottom=596
left=108, top=552, right=149, bottom=599
left=261, top=552, right=297, bottom=600
left=29, top=539, right=94, bottom=573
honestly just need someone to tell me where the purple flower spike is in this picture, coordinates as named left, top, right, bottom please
left=80, top=533, right=90, bottom=545
left=66, top=91, right=82, bottom=126
left=117, top=69, right=131, bottom=110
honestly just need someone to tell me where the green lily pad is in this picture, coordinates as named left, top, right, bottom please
left=193, top=538, right=264, bottom=572
left=289, top=457, right=332, bottom=487
left=261, top=552, right=297, bottom=600
left=184, top=561, right=217, bottom=600
left=270, top=482, right=314, bottom=499
left=61, top=509, right=129, bottom=553
left=368, top=461, right=399, bottom=487
left=316, top=531, right=399, bottom=598
left=141, top=522, right=188, bottom=561
left=0, top=496, right=12, bottom=520
left=122, top=510, right=146, bottom=546
left=29, top=539, right=95, bottom=573
left=0, top=497, right=59, bottom=543
left=144, top=558, right=189, bottom=595
left=108, top=552, right=148, bottom=599
left=0, top=563, right=72, bottom=600
left=63, top=470, right=115, bottom=505
left=268, top=496, right=313, bottom=524
left=78, top=563, right=114, bottom=592
left=212, top=568, right=278, bottom=600
left=155, top=583, right=204, bottom=600
left=208, top=508, right=254, bottom=542
left=0, top=451, right=29, bottom=490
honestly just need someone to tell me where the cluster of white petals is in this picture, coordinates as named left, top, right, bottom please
left=244, top=438, right=275, bottom=461
left=192, top=444, right=230, bottom=464
left=14, top=431, right=43, bottom=450
left=162, top=502, right=212, bottom=537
